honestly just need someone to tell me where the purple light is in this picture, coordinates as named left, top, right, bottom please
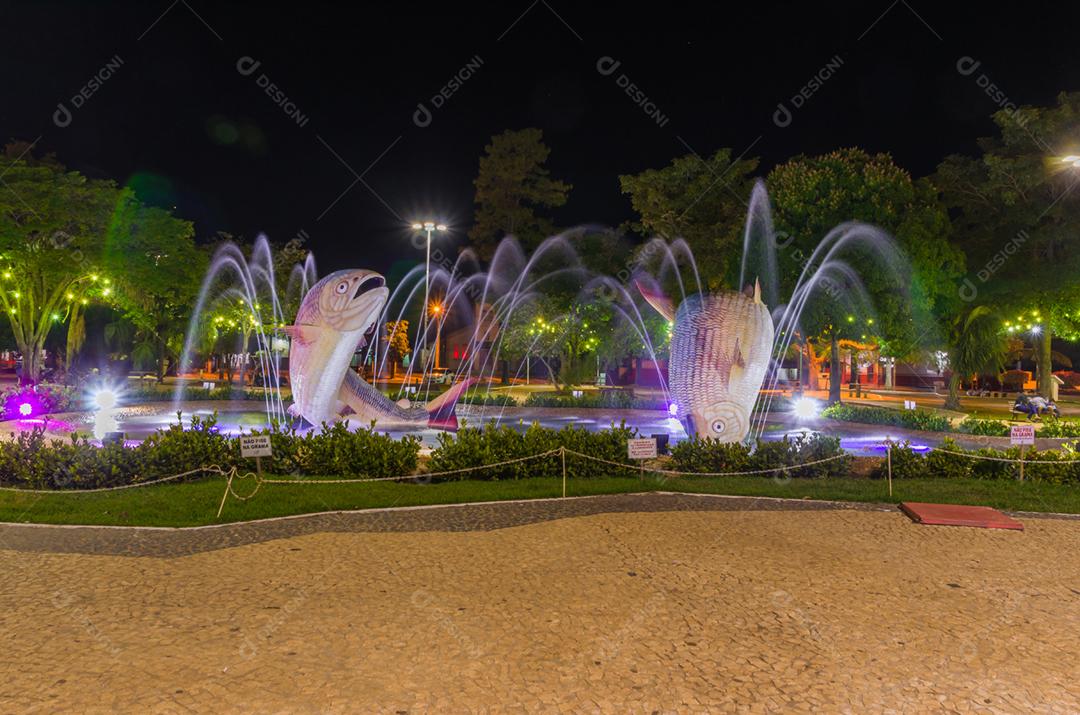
left=18, top=402, right=32, bottom=417
left=668, top=402, right=678, bottom=417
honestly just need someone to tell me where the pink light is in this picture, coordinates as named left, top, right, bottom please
left=18, top=402, right=33, bottom=416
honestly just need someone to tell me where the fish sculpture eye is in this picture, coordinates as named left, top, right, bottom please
left=335, top=280, right=350, bottom=294
left=711, top=419, right=726, bottom=434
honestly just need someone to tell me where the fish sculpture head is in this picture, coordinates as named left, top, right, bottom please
left=637, top=278, right=774, bottom=443
left=298, top=269, right=389, bottom=336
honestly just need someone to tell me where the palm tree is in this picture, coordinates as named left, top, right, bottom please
left=945, top=305, right=1008, bottom=410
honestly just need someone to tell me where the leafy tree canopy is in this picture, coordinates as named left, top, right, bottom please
left=468, top=128, right=571, bottom=259
left=619, top=148, right=758, bottom=291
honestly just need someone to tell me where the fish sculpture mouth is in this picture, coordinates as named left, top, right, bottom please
left=316, top=272, right=389, bottom=336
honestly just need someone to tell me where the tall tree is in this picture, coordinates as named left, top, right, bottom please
left=943, top=305, right=1009, bottom=409
left=768, top=148, right=964, bottom=403
left=0, top=144, right=122, bottom=381
left=105, top=205, right=206, bottom=381
left=0, top=143, right=203, bottom=382
left=936, top=91, right=1080, bottom=398
left=619, top=149, right=759, bottom=290
left=469, top=128, right=571, bottom=259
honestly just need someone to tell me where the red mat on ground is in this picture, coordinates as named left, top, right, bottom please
left=900, top=502, right=1024, bottom=530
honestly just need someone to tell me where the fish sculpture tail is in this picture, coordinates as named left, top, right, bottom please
left=424, top=377, right=479, bottom=430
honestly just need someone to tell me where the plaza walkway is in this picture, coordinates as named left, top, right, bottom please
left=1, top=494, right=1077, bottom=712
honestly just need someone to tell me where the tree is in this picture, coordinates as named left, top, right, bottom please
left=619, top=148, right=759, bottom=290
left=943, top=305, right=1009, bottom=409
left=768, top=148, right=964, bottom=403
left=105, top=205, right=205, bottom=382
left=0, top=143, right=205, bottom=382
left=384, top=319, right=410, bottom=379
left=0, top=145, right=122, bottom=381
left=936, top=92, right=1080, bottom=398
left=469, top=129, right=571, bottom=259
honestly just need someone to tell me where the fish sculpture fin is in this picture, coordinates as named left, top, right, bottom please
left=633, top=278, right=675, bottom=323
left=426, top=377, right=479, bottom=430
left=732, top=337, right=746, bottom=368
left=754, top=278, right=763, bottom=305
left=281, top=324, right=322, bottom=345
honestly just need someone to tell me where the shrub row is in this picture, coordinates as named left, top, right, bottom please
left=824, top=403, right=1080, bottom=439
left=427, top=421, right=638, bottom=480
left=821, top=403, right=953, bottom=432
left=670, top=433, right=851, bottom=479
left=0, top=415, right=420, bottom=490
left=523, top=390, right=667, bottom=410
left=123, top=385, right=281, bottom=404
left=4, top=415, right=1078, bottom=491
left=874, top=437, right=1080, bottom=485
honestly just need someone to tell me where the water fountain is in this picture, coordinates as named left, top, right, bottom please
left=1, top=180, right=928, bottom=454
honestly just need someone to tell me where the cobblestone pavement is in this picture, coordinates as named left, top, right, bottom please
left=1, top=502, right=1078, bottom=712
left=0, top=493, right=889, bottom=557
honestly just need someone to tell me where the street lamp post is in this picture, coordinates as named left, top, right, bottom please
left=410, top=221, right=447, bottom=367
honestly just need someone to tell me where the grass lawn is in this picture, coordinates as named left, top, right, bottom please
left=0, top=472, right=1076, bottom=528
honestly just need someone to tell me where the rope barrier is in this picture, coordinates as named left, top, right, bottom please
left=0, top=465, right=233, bottom=494
left=926, top=449, right=1080, bottom=465
left=560, top=448, right=851, bottom=477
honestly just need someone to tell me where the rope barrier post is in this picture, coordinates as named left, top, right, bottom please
left=1019, top=445, right=1026, bottom=482
left=561, top=446, right=567, bottom=498
left=216, top=468, right=235, bottom=519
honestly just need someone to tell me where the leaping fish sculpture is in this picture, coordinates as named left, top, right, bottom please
left=637, top=279, right=774, bottom=443
left=286, top=269, right=474, bottom=429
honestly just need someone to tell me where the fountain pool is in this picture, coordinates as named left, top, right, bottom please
left=3, top=400, right=934, bottom=456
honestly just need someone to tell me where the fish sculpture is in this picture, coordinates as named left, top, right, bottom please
left=637, top=279, right=774, bottom=443
left=286, top=269, right=473, bottom=429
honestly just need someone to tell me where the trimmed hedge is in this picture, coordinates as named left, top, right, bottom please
left=821, top=403, right=952, bottom=432
left=670, top=433, right=851, bottom=479
left=956, top=416, right=1010, bottom=436
left=123, top=385, right=281, bottom=404
left=523, top=390, right=667, bottom=410
left=0, top=415, right=420, bottom=490
left=872, top=437, right=1080, bottom=484
left=427, top=421, right=638, bottom=480
left=2, top=413, right=1077, bottom=491
left=824, top=403, right=1080, bottom=440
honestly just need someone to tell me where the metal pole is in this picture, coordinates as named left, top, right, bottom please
left=423, top=227, right=431, bottom=370
left=1019, top=445, right=1026, bottom=482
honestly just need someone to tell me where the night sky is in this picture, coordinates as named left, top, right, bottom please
left=4, top=1, right=1079, bottom=276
